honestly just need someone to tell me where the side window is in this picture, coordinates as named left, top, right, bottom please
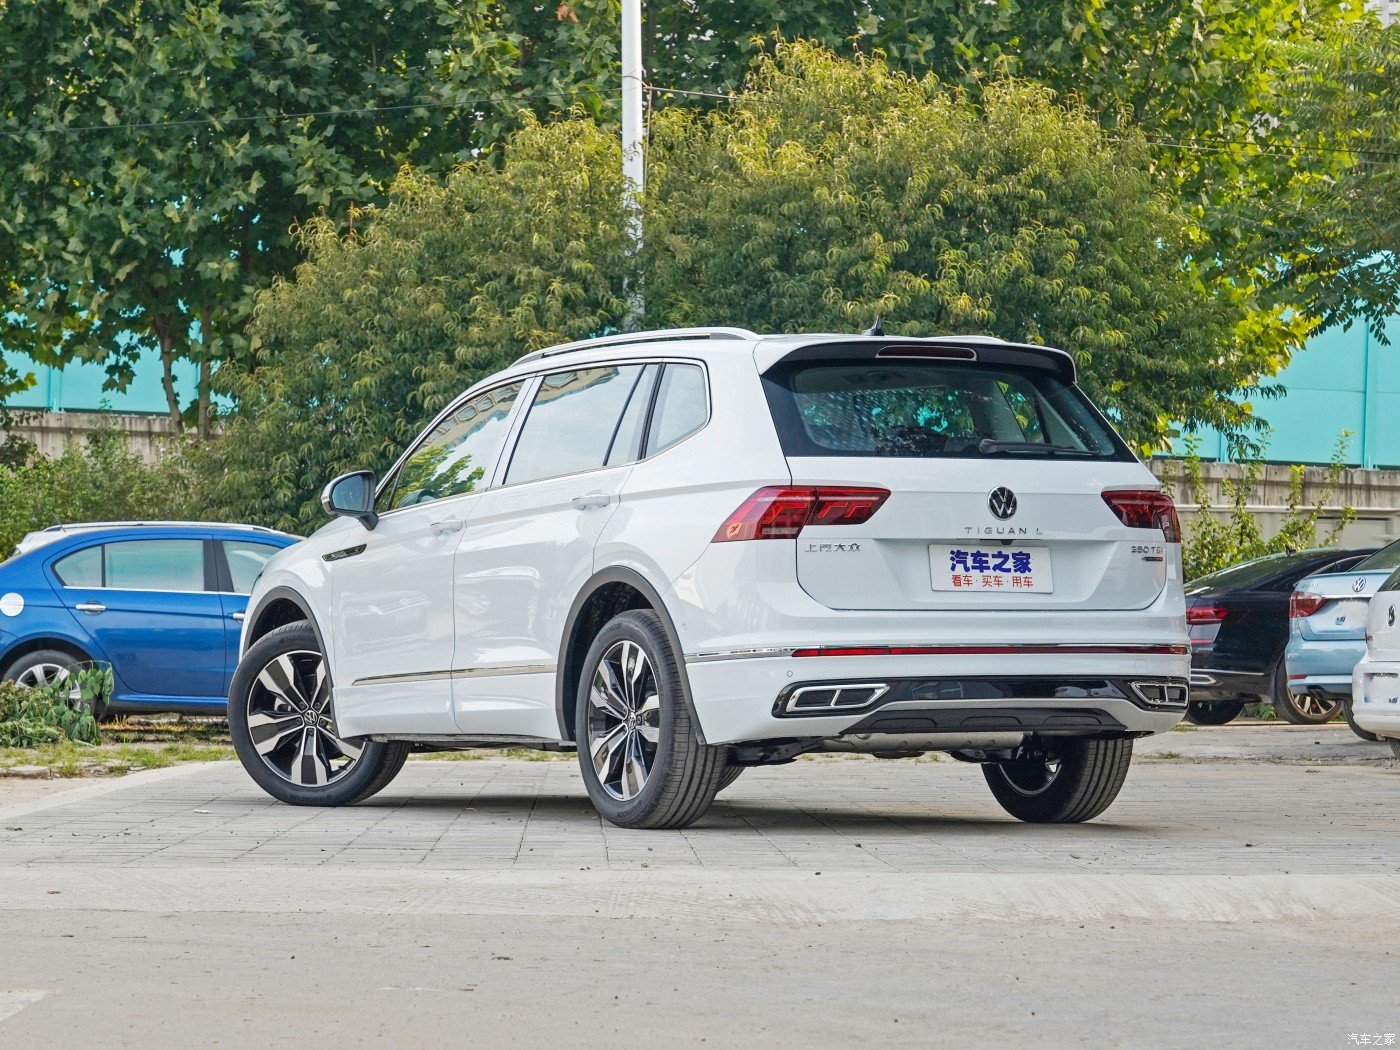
left=505, top=365, right=647, bottom=485
left=53, top=545, right=103, bottom=587
left=222, top=541, right=282, bottom=594
left=104, top=540, right=206, bottom=592
left=606, top=364, right=659, bottom=466
left=379, top=382, right=523, bottom=512
left=645, top=364, right=708, bottom=454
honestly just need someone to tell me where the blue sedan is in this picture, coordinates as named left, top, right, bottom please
left=0, top=522, right=298, bottom=715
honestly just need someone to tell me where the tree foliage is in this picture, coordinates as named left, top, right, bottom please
left=0, top=0, right=560, bottom=435
left=201, top=44, right=1291, bottom=532
left=1254, top=19, right=1400, bottom=340
left=644, top=43, right=1288, bottom=448
left=199, top=119, right=632, bottom=530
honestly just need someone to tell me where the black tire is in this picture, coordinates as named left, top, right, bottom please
left=983, top=737, right=1134, bottom=823
left=1343, top=699, right=1384, bottom=742
left=1184, top=698, right=1244, bottom=726
left=0, top=648, right=107, bottom=718
left=1272, top=662, right=1342, bottom=725
left=228, top=622, right=409, bottom=807
left=717, top=764, right=743, bottom=793
left=575, top=610, right=728, bottom=830
left=1390, top=739, right=1400, bottom=760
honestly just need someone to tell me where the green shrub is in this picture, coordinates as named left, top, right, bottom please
left=0, top=429, right=203, bottom=557
left=0, top=664, right=110, bottom=747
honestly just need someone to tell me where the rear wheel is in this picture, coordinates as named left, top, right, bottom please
left=1, top=648, right=108, bottom=719
left=983, top=738, right=1134, bottom=823
left=1390, top=739, right=1400, bottom=760
left=1184, top=698, right=1244, bottom=725
left=717, top=765, right=744, bottom=793
left=1343, top=699, right=1384, bottom=742
left=576, top=610, right=728, bottom=829
left=228, top=622, right=408, bottom=806
left=1273, top=664, right=1342, bottom=724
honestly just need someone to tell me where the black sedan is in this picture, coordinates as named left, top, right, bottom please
left=1185, top=547, right=1377, bottom=725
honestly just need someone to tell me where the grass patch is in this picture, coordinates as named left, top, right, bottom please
left=0, top=739, right=234, bottom=777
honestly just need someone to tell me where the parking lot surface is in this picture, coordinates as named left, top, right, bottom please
left=0, top=727, right=1397, bottom=1046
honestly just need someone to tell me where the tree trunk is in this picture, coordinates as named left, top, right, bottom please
left=155, top=317, right=184, bottom=433
left=197, top=308, right=213, bottom=439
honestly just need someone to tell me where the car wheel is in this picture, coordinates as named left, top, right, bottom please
left=1343, top=699, right=1384, bottom=742
left=1390, top=739, right=1400, bottom=760
left=1184, top=698, right=1244, bottom=725
left=0, top=649, right=106, bottom=718
left=228, top=622, right=409, bottom=806
left=1272, top=664, right=1342, bottom=725
left=983, top=737, right=1134, bottom=823
left=576, top=610, right=729, bottom=830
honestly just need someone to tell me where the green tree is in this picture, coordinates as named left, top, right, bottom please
left=0, top=0, right=533, bottom=436
left=1253, top=19, right=1400, bottom=340
left=201, top=45, right=1296, bottom=530
left=644, top=43, right=1287, bottom=449
left=198, top=118, right=632, bottom=531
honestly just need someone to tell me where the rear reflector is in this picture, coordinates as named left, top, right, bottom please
left=790, top=643, right=1190, bottom=658
left=1186, top=604, right=1227, bottom=625
left=713, top=486, right=890, bottom=542
left=1101, top=489, right=1182, bottom=543
left=1289, top=591, right=1328, bottom=619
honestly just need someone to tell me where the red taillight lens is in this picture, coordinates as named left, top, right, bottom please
left=1186, top=603, right=1227, bottom=625
left=713, top=486, right=890, bottom=542
left=1101, top=489, right=1181, bottom=543
left=1290, top=592, right=1327, bottom=619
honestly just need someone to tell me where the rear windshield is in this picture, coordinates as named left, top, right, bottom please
left=763, top=361, right=1132, bottom=460
left=1184, top=551, right=1314, bottom=593
left=1353, top=539, right=1400, bottom=573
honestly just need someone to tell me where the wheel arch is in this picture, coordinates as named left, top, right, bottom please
left=243, top=586, right=330, bottom=659
left=0, top=634, right=94, bottom=676
left=556, top=567, right=703, bottom=745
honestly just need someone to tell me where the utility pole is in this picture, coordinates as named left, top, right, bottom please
left=621, top=0, right=644, bottom=322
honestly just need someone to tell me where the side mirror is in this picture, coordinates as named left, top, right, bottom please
left=321, top=470, right=378, bottom=530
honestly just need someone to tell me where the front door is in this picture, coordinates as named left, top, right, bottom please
left=328, top=381, right=524, bottom=738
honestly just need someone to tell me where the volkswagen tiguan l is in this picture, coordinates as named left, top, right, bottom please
left=229, top=328, right=1188, bottom=828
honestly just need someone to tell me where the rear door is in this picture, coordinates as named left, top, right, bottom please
left=763, top=353, right=1169, bottom=612
left=52, top=536, right=226, bottom=698
left=450, top=363, right=657, bottom=737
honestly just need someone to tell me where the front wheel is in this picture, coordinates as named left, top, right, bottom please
left=228, top=622, right=408, bottom=806
left=576, top=610, right=729, bottom=829
left=983, top=737, right=1134, bottom=823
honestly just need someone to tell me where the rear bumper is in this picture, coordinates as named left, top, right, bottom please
left=1284, top=637, right=1365, bottom=697
left=1351, top=659, right=1400, bottom=740
left=684, top=649, right=1189, bottom=744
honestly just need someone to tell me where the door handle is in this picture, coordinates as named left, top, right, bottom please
left=75, top=601, right=106, bottom=615
left=571, top=492, right=611, bottom=511
left=230, top=611, right=246, bottom=622
left=430, top=518, right=464, bottom=535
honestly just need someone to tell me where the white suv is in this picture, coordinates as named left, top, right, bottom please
left=229, top=328, right=1189, bottom=828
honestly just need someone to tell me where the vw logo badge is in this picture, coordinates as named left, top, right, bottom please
left=1353, top=577, right=1367, bottom=594
left=988, top=487, right=1018, bottom=520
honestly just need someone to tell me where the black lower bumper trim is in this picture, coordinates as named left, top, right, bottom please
left=841, top=706, right=1128, bottom=736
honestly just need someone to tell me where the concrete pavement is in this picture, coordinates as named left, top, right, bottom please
left=0, top=738, right=1396, bottom=1046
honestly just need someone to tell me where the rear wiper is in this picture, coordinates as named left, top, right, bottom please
left=976, top=438, right=1096, bottom=458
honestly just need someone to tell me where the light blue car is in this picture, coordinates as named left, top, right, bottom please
left=1285, top=538, right=1400, bottom=739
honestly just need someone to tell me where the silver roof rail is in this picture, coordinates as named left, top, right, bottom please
left=37, top=521, right=288, bottom=535
left=513, top=327, right=760, bottom=368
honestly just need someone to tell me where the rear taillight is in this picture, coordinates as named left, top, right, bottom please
left=1186, top=603, right=1227, bottom=625
left=713, top=486, right=890, bottom=542
left=1290, top=591, right=1328, bottom=619
left=1101, top=489, right=1181, bottom=543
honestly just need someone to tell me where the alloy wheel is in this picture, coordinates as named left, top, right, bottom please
left=245, top=650, right=362, bottom=787
left=996, top=753, right=1063, bottom=796
left=15, top=662, right=71, bottom=689
left=1294, top=692, right=1341, bottom=720
left=586, top=639, right=660, bottom=801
